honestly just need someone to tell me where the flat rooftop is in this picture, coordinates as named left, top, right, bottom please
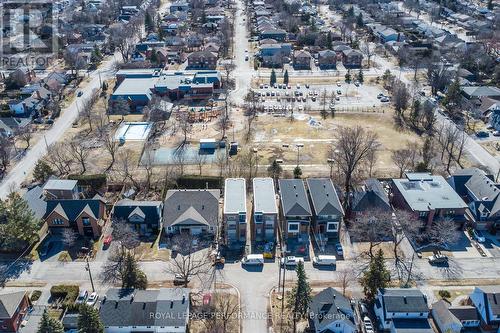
left=253, top=178, right=278, bottom=214
left=224, top=178, right=246, bottom=214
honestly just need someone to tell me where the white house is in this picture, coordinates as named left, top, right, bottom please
left=224, top=178, right=247, bottom=245
left=308, top=287, right=356, bottom=333
left=374, top=288, right=432, bottom=333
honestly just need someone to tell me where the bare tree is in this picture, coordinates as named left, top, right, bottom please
left=46, top=142, right=73, bottom=176
left=177, top=111, right=192, bottom=147
left=331, top=126, right=380, bottom=211
left=102, top=132, right=119, bottom=171
left=208, top=292, right=240, bottom=333
left=61, top=229, right=77, bottom=248
left=109, top=23, right=135, bottom=62
left=195, top=153, right=207, bottom=176
left=164, top=233, right=212, bottom=287
left=366, top=148, right=378, bottom=178
left=112, top=218, right=140, bottom=251
left=421, top=217, right=461, bottom=250
left=244, top=90, right=260, bottom=141
left=338, top=267, right=356, bottom=296
left=350, top=210, right=393, bottom=259
left=0, top=138, right=12, bottom=177
left=392, top=81, right=409, bottom=118
left=114, top=149, right=142, bottom=190
left=391, top=148, right=415, bottom=178
left=361, top=42, right=375, bottom=67
left=69, top=139, right=90, bottom=174
left=16, top=127, right=33, bottom=151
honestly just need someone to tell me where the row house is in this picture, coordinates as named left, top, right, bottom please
left=223, top=178, right=247, bottom=246
left=252, top=178, right=278, bottom=243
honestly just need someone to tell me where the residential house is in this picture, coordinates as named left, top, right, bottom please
left=187, top=50, right=218, bottom=70
left=377, top=27, right=403, bottom=43
left=448, top=168, right=500, bottom=232
left=317, top=50, right=337, bottom=69
left=0, top=118, right=30, bottom=138
left=169, top=1, right=189, bottom=13
left=461, top=86, right=500, bottom=101
left=432, top=299, right=480, bottom=333
left=351, top=179, right=391, bottom=219
left=163, top=189, right=220, bottom=235
left=112, top=200, right=163, bottom=235
left=293, top=50, right=312, bottom=70
left=99, top=288, right=190, bottom=333
left=43, top=179, right=79, bottom=200
left=223, top=178, right=247, bottom=246
left=252, top=178, right=278, bottom=242
left=44, top=197, right=107, bottom=238
left=342, top=49, right=363, bottom=68
left=308, top=287, right=356, bottom=333
left=23, top=185, right=47, bottom=221
left=259, top=28, right=287, bottom=41
left=469, top=286, right=500, bottom=332
left=279, top=179, right=312, bottom=256
left=0, top=292, right=30, bottom=333
left=306, top=178, right=344, bottom=243
left=259, top=43, right=292, bottom=67
left=489, top=106, right=500, bottom=131
left=374, top=288, right=432, bottom=333
left=390, top=172, right=468, bottom=228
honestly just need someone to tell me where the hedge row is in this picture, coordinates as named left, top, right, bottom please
left=176, top=175, right=223, bottom=189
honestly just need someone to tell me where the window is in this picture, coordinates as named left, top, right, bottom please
left=239, top=213, right=246, bottom=222
left=255, top=214, right=263, bottom=223
left=265, top=222, right=274, bottom=229
left=288, top=223, right=299, bottom=232
left=327, top=222, right=338, bottom=232
left=53, top=219, right=64, bottom=225
left=82, top=217, right=90, bottom=226
left=419, top=211, right=428, bottom=217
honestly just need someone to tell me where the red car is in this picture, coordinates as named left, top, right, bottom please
left=103, top=235, right=112, bottom=248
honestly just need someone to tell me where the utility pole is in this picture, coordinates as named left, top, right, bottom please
left=280, top=256, right=286, bottom=333
left=85, top=256, right=95, bottom=292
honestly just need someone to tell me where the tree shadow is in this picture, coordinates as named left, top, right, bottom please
left=0, top=258, right=34, bottom=287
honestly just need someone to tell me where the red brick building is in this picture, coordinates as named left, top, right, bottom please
left=0, top=292, right=30, bottom=333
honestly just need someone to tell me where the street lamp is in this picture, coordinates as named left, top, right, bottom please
left=295, top=143, right=304, bottom=167
left=85, top=256, right=95, bottom=292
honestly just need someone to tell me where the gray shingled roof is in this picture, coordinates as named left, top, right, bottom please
left=99, top=288, right=189, bottom=328
left=465, top=172, right=500, bottom=202
left=309, top=287, right=355, bottom=332
left=23, top=185, right=47, bottom=220
left=380, top=288, right=429, bottom=314
left=392, top=319, right=433, bottom=333
left=432, top=300, right=461, bottom=328
left=113, top=200, right=163, bottom=225
left=480, top=286, right=500, bottom=316
left=0, top=292, right=26, bottom=319
left=278, top=179, right=312, bottom=217
left=163, top=189, right=220, bottom=228
left=306, top=178, right=344, bottom=217
left=352, top=179, right=391, bottom=212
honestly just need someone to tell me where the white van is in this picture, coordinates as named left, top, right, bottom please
left=312, top=255, right=336, bottom=266
left=242, top=254, right=264, bottom=266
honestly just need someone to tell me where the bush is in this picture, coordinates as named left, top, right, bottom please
left=176, top=175, right=222, bottom=189
left=50, top=285, right=79, bottom=308
left=30, top=290, right=42, bottom=302
left=438, top=290, right=451, bottom=299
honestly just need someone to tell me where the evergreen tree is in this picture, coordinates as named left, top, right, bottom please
left=283, top=70, right=289, bottom=85
left=267, top=160, right=283, bottom=182
left=345, top=69, right=351, bottom=83
left=357, top=69, right=364, bottom=83
left=0, top=193, right=41, bottom=251
left=38, top=310, right=64, bottom=333
left=360, top=249, right=391, bottom=301
left=287, top=262, right=311, bottom=332
left=78, top=304, right=104, bottom=333
left=443, top=77, right=461, bottom=108
left=121, top=252, right=148, bottom=289
left=145, top=11, right=155, bottom=32
left=293, top=166, right=302, bottom=179
left=150, top=51, right=159, bottom=64
left=487, top=0, right=493, bottom=10
left=357, top=13, right=364, bottom=27
left=347, top=6, right=355, bottom=17
left=270, top=69, right=277, bottom=86
left=33, top=160, right=54, bottom=183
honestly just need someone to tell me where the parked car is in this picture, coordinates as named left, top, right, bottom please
left=335, top=243, right=343, bottom=257
left=336, top=90, right=342, bottom=95
left=354, top=81, right=360, bottom=87
left=77, top=91, right=83, bottom=97
left=76, top=290, right=88, bottom=304
left=476, top=131, right=490, bottom=138
left=472, top=229, right=486, bottom=243
left=242, top=254, right=264, bottom=266
left=427, top=253, right=448, bottom=265
left=245, top=55, right=249, bottom=61
left=380, top=97, right=390, bottom=102
left=377, top=93, right=384, bottom=99
left=312, top=255, right=336, bottom=267
left=280, top=256, right=304, bottom=267
left=86, top=292, right=99, bottom=306
left=103, top=235, right=112, bottom=249
left=173, top=274, right=189, bottom=285
left=337, top=82, right=341, bottom=87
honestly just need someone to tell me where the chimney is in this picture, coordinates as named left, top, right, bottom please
left=36, top=90, right=41, bottom=100
left=114, top=301, right=118, bottom=308
left=182, top=295, right=186, bottom=304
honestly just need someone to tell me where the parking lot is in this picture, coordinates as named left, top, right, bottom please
left=253, top=82, right=390, bottom=115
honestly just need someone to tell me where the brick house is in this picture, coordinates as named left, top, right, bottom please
left=43, top=198, right=107, bottom=238
left=187, top=50, right=218, bottom=70
left=0, top=292, right=30, bottom=333
left=317, top=50, right=337, bottom=69
left=293, top=50, right=312, bottom=70
left=342, top=49, right=363, bottom=68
